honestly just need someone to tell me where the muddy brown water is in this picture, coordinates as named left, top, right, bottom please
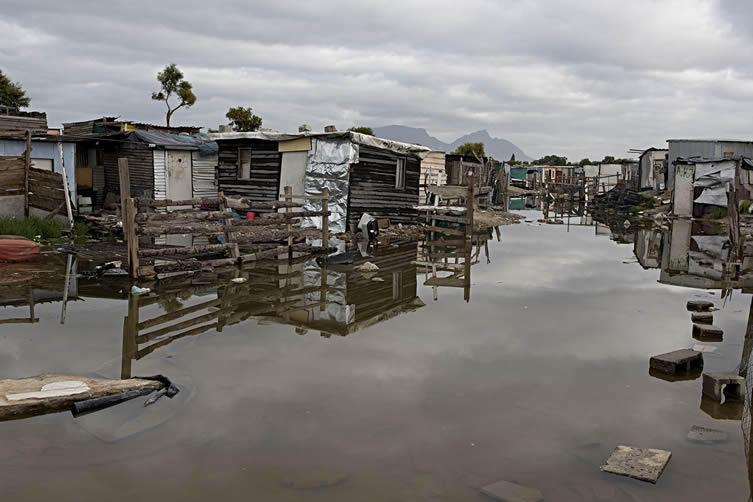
left=0, top=211, right=751, bottom=501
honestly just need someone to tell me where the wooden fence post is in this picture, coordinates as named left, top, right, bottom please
left=24, top=130, right=30, bottom=217
left=125, top=198, right=139, bottom=278
left=321, top=188, right=329, bottom=248
left=464, top=174, right=474, bottom=303
left=219, top=192, right=239, bottom=260
left=118, top=158, right=130, bottom=218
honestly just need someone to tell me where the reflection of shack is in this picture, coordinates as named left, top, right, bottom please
left=121, top=244, right=423, bottom=375
left=672, top=157, right=753, bottom=219
left=659, top=219, right=753, bottom=289
left=634, top=228, right=664, bottom=269
left=210, top=130, right=429, bottom=232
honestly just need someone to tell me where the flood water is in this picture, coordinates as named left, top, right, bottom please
left=1, top=211, right=751, bottom=501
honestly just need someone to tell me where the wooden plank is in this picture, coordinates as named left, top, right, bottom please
left=118, top=158, right=130, bottom=220
left=422, top=240, right=465, bottom=247
left=418, top=213, right=469, bottom=224
left=125, top=198, right=139, bottom=278
left=138, top=243, right=236, bottom=258
left=137, top=223, right=225, bottom=237
left=424, top=225, right=466, bottom=237
left=424, top=277, right=467, bottom=288
left=137, top=297, right=221, bottom=330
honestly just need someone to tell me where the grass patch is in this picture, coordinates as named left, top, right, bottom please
left=73, top=222, right=90, bottom=243
left=740, top=200, right=752, bottom=214
left=0, top=216, right=63, bottom=240
left=710, top=207, right=728, bottom=219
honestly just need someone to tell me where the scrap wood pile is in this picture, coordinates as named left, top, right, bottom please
left=588, top=187, right=642, bottom=213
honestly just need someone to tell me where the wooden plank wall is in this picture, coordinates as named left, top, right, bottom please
left=0, top=113, right=47, bottom=132
left=28, top=167, right=66, bottom=211
left=0, top=155, right=25, bottom=197
left=217, top=140, right=281, bottom=202
left=104, top=141, right=154, bottom=198
left=347, top=146, right=420, bottom=226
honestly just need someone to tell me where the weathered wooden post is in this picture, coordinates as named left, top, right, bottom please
left=464, top=174, right=474, bottom=303
left=125, top=198, right=139, bottom=279
left=285, top=185, right=293, bottom=259
left=320, top=188, right=329, bottom=312
left=218, top=192, right=239, bottom=260
left=118, top=158, right=130, bottom=226
left=57, top=143, right=74, bottom=230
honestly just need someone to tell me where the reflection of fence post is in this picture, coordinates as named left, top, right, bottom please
left=125, top=198, right=139, bottom=278
left=320, top=188, right=329, bottom=312
left=464, top=174, right=474, bottom=303
left=219, top=192, right=239, bottom=260
left=285, top=185, right=293, bottom=259
left=121, top=294, right=139, bottom=379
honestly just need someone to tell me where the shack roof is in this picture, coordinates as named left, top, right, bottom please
left=94, top=130, right=217, bottom=155
left=667, top=138, right=753, bottom=144
left=209, top=130, right=430, bottom=159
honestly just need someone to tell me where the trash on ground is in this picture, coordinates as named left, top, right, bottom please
left=600, top=445, right=672, bottom=483
left=354, top=262, right=380, bottom=273
left=687, top=425, right=728, bottom=443
left=480, top=479, right=544, bottom=502
left=131, top=285, right=151, bottom=296
left=702, top=372, right=745, bottom=402
left=687, top=300, right=714, bottom=312
left=316, top=251, right=353, bottom=266
left=231, top=277, right=247, bottom=284
left=649, top=349, right=703, bottom=375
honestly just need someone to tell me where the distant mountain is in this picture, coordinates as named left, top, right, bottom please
left=373, top=125, right=531, bottom=161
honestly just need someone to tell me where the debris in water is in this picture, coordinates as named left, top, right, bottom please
left=692, top=344, right=718, bottom=353
left=316, top=252, right=353, bottom=266
left=231, top=277, right=247, bottom=284
left=687, top=425, right=728, bottom=443
left=480, top=479, right=544, bottom=502
left=600, top=445, right=671, bottom=484
left=371, top=277, right=385, bottom=282
left=687, top=300, right=714, bottom=312
left=649, top=349, right=703, bottom=375
left=354, top=262, right=379, bottom=273
left=702, top=372, right=745, bottom=402
left=131, top=285, right=151, bottom=296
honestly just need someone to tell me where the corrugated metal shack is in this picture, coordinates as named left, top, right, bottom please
left=210, top=130, right=430, bottom=233
left=419, top=151, right=447, bottom=203
left=638, top=148, right=667, bottom=190
left=71, top=131, right=217, bottom=207
left=667, top=139, right=753, bottom=191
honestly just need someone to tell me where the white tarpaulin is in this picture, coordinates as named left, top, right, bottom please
left=301, top=138, right=358, bottom=234
left=693, top=160, right=736, bottom=207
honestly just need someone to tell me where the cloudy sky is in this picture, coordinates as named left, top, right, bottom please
left=2, top=0, right=751, bottom=160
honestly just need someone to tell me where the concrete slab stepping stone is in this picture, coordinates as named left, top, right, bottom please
left=702, top=372, right=745, bottom=402
left=692, top=324, right=723, bottom=341
left=687, top=425, right=728, bottom=443
left=481, top=480, right=544, bottom=502
left=600, top=445, right=671, bottom=483
left=692, top=344, right=718, bottom=353
left=649, top=349, right=703, bottom=374
left=687, top=300, right=714, bottom=312
left=691, top=312, right=714, bottom=324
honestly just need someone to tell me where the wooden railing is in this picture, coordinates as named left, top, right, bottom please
left=123, top=188, right=332, bottom=280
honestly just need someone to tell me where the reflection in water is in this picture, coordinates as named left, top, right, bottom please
left=121, top=243, right=424, bottom=378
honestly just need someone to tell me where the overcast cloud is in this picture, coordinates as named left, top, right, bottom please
left=1, top=0, right=752, bottom=160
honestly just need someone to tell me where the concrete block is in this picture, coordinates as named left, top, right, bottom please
left=480, top=480, right=543, bottom=502
left=649, top=349, right=703, bottom=375
left=692, top=324, right=723, bottom=341
left=687, top=300, right=714, bottom=312
left=692, top=344, right=718, bottom=353
left=702, top=372, right=745, bottom=402
left=691, top=312, right=714, bottom=325
left=600, top=445, right=671, bottom=483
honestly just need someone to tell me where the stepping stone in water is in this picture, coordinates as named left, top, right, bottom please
left=691, top=312, right=714, bottom=325
left=692, top=344, right=718, bottom=353
left=687, top=425, right=728, bottom=443
left=600, top=445, right=672, bottom=484
left=481, top=480, right=544, bottom=502
left=702, top=372, right=745, bottom=402
left=687, top=300, right=714, bottom=312
left=649, top=349, right=703, bottom=375
left=693, top=324, right=723, bottom=341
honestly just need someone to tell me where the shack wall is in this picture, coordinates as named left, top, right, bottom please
left=217, top=139, right=281, bottom=201
left=192, top=151, right=218, bottom=199
left=347, top=145, right=420, bottom=226
left=0, top=139, right=77, bottom=203
left=103, top=141, right=154, bottom=198
left=667, top=140, right=753, bottom=191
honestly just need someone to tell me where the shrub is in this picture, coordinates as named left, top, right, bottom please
left=0, top=216, right=63, bottom=240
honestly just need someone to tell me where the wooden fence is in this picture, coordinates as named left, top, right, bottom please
left=0, top=155, right=25, bottom=198
left=124, top=188, right=332, bottom=280
left=27, top=167, right=68, bottom=213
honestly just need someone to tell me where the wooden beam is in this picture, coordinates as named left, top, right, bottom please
left=24, top=130, right=30, bottom=217
left=57, top=143, right=73, bottom=230
left=424, top=225, right=466, bottom=237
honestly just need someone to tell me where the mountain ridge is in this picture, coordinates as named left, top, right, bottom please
left=372, top=125, right=531, bottom=161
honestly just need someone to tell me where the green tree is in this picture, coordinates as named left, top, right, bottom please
left=348, top=126, right=374, bottom=135
left=509, top=153, right=516, bottom=162
left=226, top=106, right=263, bottom=132
left=0, top=69, right=30, bottom=108
left=601, top=155, right=616, bottom=164
left=533, top=154, right=568, bottom=166
left=151, top=64, right=197, bottom=127
left=578, top=158, right=592, bottom=167
left=453, top=142, right=485, bottom=159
